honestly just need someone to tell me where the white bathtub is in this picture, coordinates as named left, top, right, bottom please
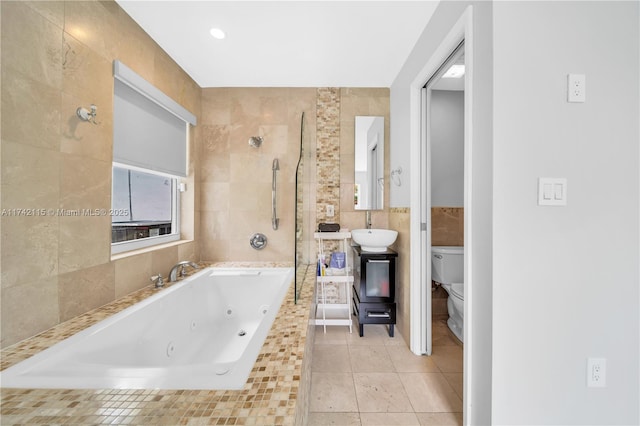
left=0, top=267, right=294, bottom=390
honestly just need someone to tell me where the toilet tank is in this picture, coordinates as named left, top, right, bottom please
left=431, top=246, right=464, bottom=284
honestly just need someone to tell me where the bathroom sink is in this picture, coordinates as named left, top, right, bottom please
left=351, top=229, right=398, bottom=252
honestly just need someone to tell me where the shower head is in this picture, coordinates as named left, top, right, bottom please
left=248, top=136, right=263, bottom=148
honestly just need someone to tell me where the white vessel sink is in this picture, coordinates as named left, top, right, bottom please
left=351, top=229, right=398, bottom=252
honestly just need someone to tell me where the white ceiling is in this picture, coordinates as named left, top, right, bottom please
left=115, top=1, right=440, bottom=88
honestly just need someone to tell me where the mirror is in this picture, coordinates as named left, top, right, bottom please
left=354, top=116, right=384, bottom=210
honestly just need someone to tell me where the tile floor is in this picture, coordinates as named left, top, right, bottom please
left=308, top=318, right=463, bottom=426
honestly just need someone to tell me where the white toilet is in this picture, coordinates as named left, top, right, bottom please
left=431, top=246, right=464, bottom=342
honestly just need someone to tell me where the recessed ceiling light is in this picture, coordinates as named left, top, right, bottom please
left=210, top=28, right=226, bottom=40
left=442, top=64, right=465, bottom=79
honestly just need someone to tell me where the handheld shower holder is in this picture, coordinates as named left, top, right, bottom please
left=76, top=104, right=98, bottom=124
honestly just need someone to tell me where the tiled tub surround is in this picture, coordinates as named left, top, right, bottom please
left=0, top=263, right=316, bottom=425
left=1, top=267, right=294, bottom=390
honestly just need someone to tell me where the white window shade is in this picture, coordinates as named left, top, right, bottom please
left=113, top=60, right=196, bottom=177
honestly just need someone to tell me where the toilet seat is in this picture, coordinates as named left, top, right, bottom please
left=450, top=283, right=464, bottom=300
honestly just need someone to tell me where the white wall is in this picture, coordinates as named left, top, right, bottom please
left=492, top=1, right=639, bottom=424
left=391, top=0, right=639, bottom=424
left=431, top=90, right=464, bottom=207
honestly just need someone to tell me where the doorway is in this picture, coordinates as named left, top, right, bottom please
left=407, top=6, right=479, bottom=423
left=421, top=42, right=465, bottom=355
left=417, top=39, right=469, bottom=425
left=408, top=11, right=474, bottom=424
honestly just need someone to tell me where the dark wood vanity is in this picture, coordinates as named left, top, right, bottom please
left=351, top=246, right=397, bottom=337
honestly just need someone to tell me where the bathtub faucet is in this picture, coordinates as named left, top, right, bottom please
left=169, top=261, right=199, bottom=282
left=150, top=274, right=164, bottom=288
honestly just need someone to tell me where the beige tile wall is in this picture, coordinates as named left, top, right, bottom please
left=199, top=88, right=317, bottom=262
left=432, top=207, right=464, bottom=246
left=0, top=0, right=201, bottom=348
left=390, top=207, right=411, bottom=341
left=199, top=88, right=391, bottom=265
left=339, top=88, right=391, bottom=232
left=0, top=0, right=395, bottom=349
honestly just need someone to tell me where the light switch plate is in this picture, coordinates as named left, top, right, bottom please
left=538, top=178, right=567, bottom=206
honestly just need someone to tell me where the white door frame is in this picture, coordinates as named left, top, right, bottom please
left=420, top=86, right=432, bottom=356
left=408, top=5, right=474, bottom=423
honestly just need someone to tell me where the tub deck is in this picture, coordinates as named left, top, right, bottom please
left=0, top=262, right=315, bottom=425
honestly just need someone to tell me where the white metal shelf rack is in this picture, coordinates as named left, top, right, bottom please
left=314, top=231, right=353, bottom=333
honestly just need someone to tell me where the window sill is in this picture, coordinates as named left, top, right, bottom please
left=111, top=239, right=194, bottom=261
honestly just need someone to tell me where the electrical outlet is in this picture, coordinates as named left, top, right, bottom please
left=326, top=204, right=334, bottom=217
left=568, top=74, right=586, bottom=103
left=587, top=358, right=606, bottom=387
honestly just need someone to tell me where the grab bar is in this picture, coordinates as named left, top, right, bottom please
left=272, top=158, right=279, bottom=230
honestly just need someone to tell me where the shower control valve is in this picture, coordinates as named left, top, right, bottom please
left=250, top=233, right=267, bottom=250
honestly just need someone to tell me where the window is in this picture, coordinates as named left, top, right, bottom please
left=111, top=61, right=196, bottom=254
left=111, top=166, right=177, bottom=247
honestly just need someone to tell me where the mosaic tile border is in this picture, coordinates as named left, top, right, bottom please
left=0, top=262, right=315, bottom=426
left=315, top=87, right=341, bottom=226
left=389, top=207, right=410, bottom=214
